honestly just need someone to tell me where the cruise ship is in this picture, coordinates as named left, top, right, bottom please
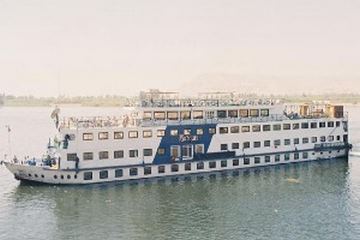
left=3, top=90, right=351, bottom=185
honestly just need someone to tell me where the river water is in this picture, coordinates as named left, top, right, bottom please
left=0, top=107, right=360, bottom=240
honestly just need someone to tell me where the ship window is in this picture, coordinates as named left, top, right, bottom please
left=217, top=110, right=227, bottom=118
left=99, top=170, right=108, bottom=179
left=170, top=145, right=180, bottom=159
left=158, top=166, right=165, bottom=174
left=181, top=111, right=191, bottom=120
left=228, top=110, right=238, bottom=118
left=328, top=121, right=335, bottom=127
left=275, top=155, right=280, bottom=162
left=67, top=153, right=77, bottom=161
left=273, top=124, right=281, bottom=131
left=143, top=149, right=153, bottom=157
left=99, top=151, right=109, bottom=160
left=328, top=136, right=334, bottom=142
left=254, top=157, right=261, bottom=164
left=128, top=131, right=138, bottom=138
left=193, top=110, right=204, bottom=119
left=182, top=145, right=193, bottom=158
left=67, top=175, right=70, bottom=179
left=157, top=148, right=165, bottom=155
left=232, top=143, right=239, bottom=149
left=170, top=129, right=179, bottom=136
left=337, top=135, right=341, bottom=141
left=302, top=138, right=309, bottom=144
left=154, top=111, right=166, bottom=120
left=129, top=168, right=138, bottom=176
left=157, top=129, right=165, bottom=137
left=220, top=127, right=229, bottom=134
left=301, top=122, right=309, bottom=129
left=230, top=126, right=240, bottom=133
left=252, top=125, right=261, bottom=132
left=83, top=133, right=93, bottom=141
left=183, top=129, right=191, bottom=135
left=274, top=140, right=281, bottom=147
left=221, top=144, right=228, bottom=151
left=83, top=152, right=93, bottom=161
left=284, top=139, right=291, bottom=145
left=98, top=132, right=109, bottom=140
left=171, top=164, right=179, bottom=172
left=114, top=150, right=124, bottom=159
left=283, top=124, right=291, bottom=130
left=319, top=122, right=326, bottom=128
left=285, top=154, right=290, bottom=161
left=261, top=109, right=269, bottom=117
left=239, top=109, right=249, bottom=118
left=311, top=137, right=318, bottom=143
left=336, top=121, right=341, bottom=127
left=294, top=153, right=300, bottom=160
left=209, top=127, right=216, bottom=134
left=185, top=163, right=192, bottom=171
left=233, top=159, right=239, bottom=166
left=143, top=111, right=152, bottom=120
left=129, top=150, right=138, bottom=158
left=254, top=141, right=261, bottom=148
left=311, top=122, right=317, bottom=129
left=114, top=131, right=124, bottom=139
left=209, top=161, right=216, bottom=169
left=250, top=109, right=259, bottom=117
left=221, top=160, right=227, bottom=168
left=167, top=111, right=179, bottom=120
left=143, top=130, right=152, bottom=138
left=263, top=125, right=271, bottom=131
left=264, top=140, right=271, bottom=147
left=206, top=111, right=215, bottom=119
left=244, top=158, right=250, bottom=165
left=265, top=156, right=271, bottom=163
left=303, top=152, right=308, bottom=159
left=294, top=138, right=300, bottom=145
left=241, top=126, right=250, bottom=132
left=320, top=136, right=326, bottom=142
left=197, top=162, right=204, bottom=170
left=115, top=169, right=123, bottom=178
left=83, top=172, right=92, bottom=180
left=292, top=123, right=300, bottom=130
left=196, top=128, right=204, bottom=135
left=243, top=142, right=250, bottom=149
left=194, top=144, right=204, bottom=154
left=144, top=166, right=152, bottom=175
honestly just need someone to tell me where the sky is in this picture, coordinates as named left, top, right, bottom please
left=0, top=0, right=360, bottom=96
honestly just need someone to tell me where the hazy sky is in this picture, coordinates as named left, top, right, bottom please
left=1, top=0, right=360, bottom=96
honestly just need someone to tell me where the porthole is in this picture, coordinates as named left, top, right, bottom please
left=41, top=175, right=45, bottom=178
left=28, top=174, right=32, bottom=177
left=54, top=175, right=58, bottom=179
left=34, top=174, right=38, bottom=178
left=74, top=175, right=77, bottom=179
left=67, top=175, right=71, bottom=179
left=61, top=175, right=64, bottom=179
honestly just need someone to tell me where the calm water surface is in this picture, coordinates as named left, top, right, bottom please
left=1, top=107, right=360, bottom=240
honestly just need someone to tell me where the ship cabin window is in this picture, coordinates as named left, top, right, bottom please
left=114, top=150, right=124, bottom=159
left=239, top=109, right=249, bottom=118
left=337, top=135, right=341, bottom=141
left=284, top=139, right=291, bottom=145
left=220, top=127, right=229, bottom=134
left=294, top=153, right=300, bottom=160
left=244, top=158, right=250, bottom=165
left=157, top=148, right=165, bottom=155
left=221, top=160, right=227, bottom=168
left=83, top=152, right=93, bottom=161
left=114, top=131, right=124, bottom=139
left=263, top=125, right=271, bottom=132
left=194, top=144, right=204, bottom=154
left=328, top=121, right=335, bottom=127
left=143, top=111, right=152, bottom=120
left=98, top=132, right=109, bottom=140
left=302, top=138, right=309, bottom=144
left=232, top=143, right=239, bottom=149
left=311, top=137, right=317, bottom=143
left=230, top=126, right=240, bottom=133
left=128, top=131, right=138, bottom=138
left=250, top=109, right=259, bottom=118
left=264, top=140, right=271, bottom=147
left=129, top=150, right=138, bottom=158
left=311, top=122, right=317, bottom=129
left=157, top=129, right=166, bottom=137
left=294, top=138, right=300, bottom=145
left=183, top=129, right=191, bottom=135
left=319, top=122, right=326, bottom=128
left=99, top=151, right=109, bottom=160
left=265, top=156, right=271, bottom=163
left=206, top=111, right=215, bottom=119
left=301, top=123, right=309, bottom=129
left=274, top=140, right=281, bottom=147
left=254, top=157, right=261, bottom=164
left=66, top=134, right=76, bottom=141
left=83, top=172, right=93, bottom=180
left=209, top=161, right=216, bottom=169
left=273, top=124, right=281, bottom=131
left=158, top=166, right=165, bottom=174
left=154, top=111, right=166, bottom=121
left=99, top=170, right=108, bottom=179
left=143, top=130, right=152, bottom=138
left=67, top=153, right=77, bottom=161
left=328, top=136, right=334, bottom=142
left=193, top=110, right=204, bottom=119
left=320, top=136, right=326, bottom=142
left=209, top=127, right=216, bottom=134
left=228, top=110, right=238, bottom=118
left=217, top=110, right=227, bottom=118
left=143, top=149, right=153, bottom=157
left=220, top=144, right=228, bottom=151
left=170, top=146, right=180, bottom=159
left=196, top=128, right=204, bottom=135
left=261, top=109, right=270, bottom=117
left=336, top=121, right=341, bottom=127
left=254, top=141, right=261, bottom=148
left=197, top=162, right=204, bottom=170
left=170, top=129, right=179, bottom=136
left=115, top=169, right=123, bottom=178
left=233, top=159, right=239, bottom=166
left=129, top=168, right=138, bottom=176
left=283, top=124, right=291, bottom=130
left=303, top=152, right=308, bottom=159
left=241, top=126, right=250, bottom=133
left=185, top=163, right=192, bottom=171
left=182, top=145, right=193, bottom=158
left=144, top=167, right=152, bottom=175
left=292, top=123, right=300, bottom=130
left=252, top=125, right=261, bottom=132
left=167, top=111, right=179, bottom=121
left=243, top=142, right=250, bottom=149
left=284, top=154, right=290, bottom=161
left=181, top=111, right=191, bottom=120
left=171, top=164, right=179, bottom=172
left=275, top=155, right=281, bottom=162
left=83, top=133, right=93, bottom=141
